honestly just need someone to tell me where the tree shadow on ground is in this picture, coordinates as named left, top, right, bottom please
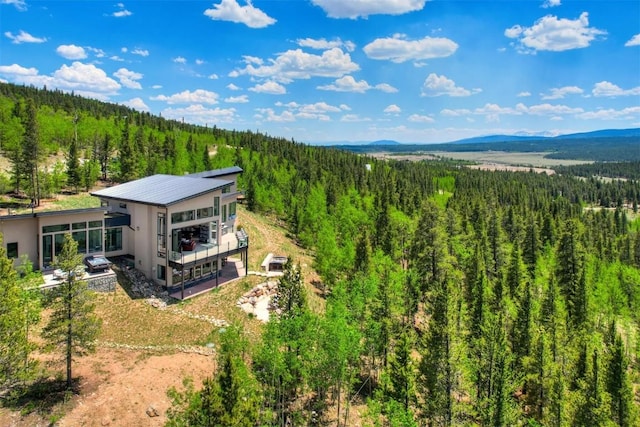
left=1, top=377, right=80, bottom=420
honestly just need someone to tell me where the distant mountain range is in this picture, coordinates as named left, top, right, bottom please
left=316, top=128, right=640, bottom=146
left=449, top=128, right=640, bottom=145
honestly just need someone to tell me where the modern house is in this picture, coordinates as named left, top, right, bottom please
left=0, top=166, right=248, bottom=291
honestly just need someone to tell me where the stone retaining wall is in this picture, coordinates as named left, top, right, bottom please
left=88, top=274, right=117, bottom=292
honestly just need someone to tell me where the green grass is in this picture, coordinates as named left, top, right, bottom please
left=6, top=192, right=101, bottom=215
left=41, top=193, right=101, bottom=211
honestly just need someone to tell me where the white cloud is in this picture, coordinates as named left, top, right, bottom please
left=299, top=102, right=342, bottom=114
left=440, top=108, right=472, bottom=117
left=227, top=83, right=241, bottom=90
left=421, top=73, right=481, bottom=97
left=592, top=81, right=640, bottom=97
left=56, top=44, right=87, bottom=60
left=233, top=48, right=359, bottom=82
left=297, top=37, right=355, bottom=52
left=87, top=47, right=106, bottom=58
left=340, top=114, right=370, bottom=122
left=408, top=114, right=434, bottom=123
left=204, top=0, right=276, bottom=28
left=541, top=85, right=583, bottom=100
left=2, top=0, right=27, bottom=11
left=254, top=108, right=296, bottom=122
left=542, top=0, right=561, bottom=8
left=0, top=62, right=121, bottom=100
left=317, top=75, right=370, bottom=93
left=311, top=0, right=426, bottom=19
left=195, top=59, right=205, bottom=65
left=113, top=3, right=132, bottom=17
left=517, top=91, right=531, bottom=97
left=249, top=81, right=286, bottom=94
left=161, top=104, right=236, bottom=124
left=110, top=55, right=124, bottom=61
left=384, top=104, right=401, bottom=114
left=173, top=56, right=187, bottom=64
left=364, top=34, right=458, bottom=63
left=121, top=47, right=128, bottom=53
left=113, top=68, right=143, bottom=89
left=474, top=103, right=522, bottom=122
left=151, top=89, right=219, bottom=104
left=131, top=48, right=149, bottom=57
left=317, top=76, right=399, bottom=93
left=520, top=103, right=584, bottom=115
left=209, top=74, right=219, bottom=80
left=121, top=97, right=149, bottom=112
left=505, top=12, right=606, bottom=53
left=376, top=83, right=398, bottom=93
left=53, top=62, right=121, bottom=94
left=4, top=30, right=46, bottom=44
left=576, top=106, right=640, bottom=120
left=151, top=84, right=162, bottom=89
left=625, top=34, right=640, bottom=47
left=225, top=95, right=249, bottom=103
left=0, top=63, right=38, bottom=76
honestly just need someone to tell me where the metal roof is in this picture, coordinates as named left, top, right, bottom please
left=0, top=207, right=105, bottom=221
left=91, top=174, right=231, bottom=206
left=185, top=166, right=243, bottom=179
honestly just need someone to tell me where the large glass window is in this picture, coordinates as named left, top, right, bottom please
left=43, top=235, right=53, bottom=265
left=89, top=220, right=103, bottom=228
left=222, top=184, right=231, bottom=194
left=54, top=234, right=65, bottom=258
left=72, top=221, right=86, bottom=230
left=229, top=202, right=237, bottom=218
left=197, top=207, right=213, bottom=219
left=72, top=231, right=87, bottom=253
left=171, top=210, right=195, bottom=224
left=43, top=224, right=69, bottom=234
left=222, top=204, right=227, bottom=222
left=6, top=242, right=18, bottom=259
left=105, top=228, right=122, bottom=252
left=213, top=197, right=220, bottom=216
left=157, top=265, right=166, bottom=281
left=157, top=213, right=166, bottom=257
left=88, top=229, right=102, bottom=253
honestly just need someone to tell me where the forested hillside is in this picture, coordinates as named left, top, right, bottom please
left=1, top=82, right=639, bottom=426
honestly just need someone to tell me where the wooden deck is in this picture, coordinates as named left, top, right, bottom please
left=168, top=258, right=243, bottom=300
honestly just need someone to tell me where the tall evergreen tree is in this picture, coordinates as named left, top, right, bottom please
left=555, top=220, right=588, bottom=330
left=605, top=328, right=637, bottom=427
left=41, top=233, right=101, bottom=389
left=66, top=113, right=81, bottom=192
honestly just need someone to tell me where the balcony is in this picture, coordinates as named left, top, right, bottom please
left=168, top=229, right=248, bottom=269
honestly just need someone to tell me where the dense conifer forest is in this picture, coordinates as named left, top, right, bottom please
left=1, top=82, right=639, bottom=426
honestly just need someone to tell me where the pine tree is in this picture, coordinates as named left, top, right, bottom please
left=66, top=114, right=81, bottom=192
left=555, top=220, right=587, bottom=330
left=522, top=216, right=541, bottom=277
left=0, top=236, right=39, bottom=391
left=388, top=327, right=416, bottom=412
left=606, top=329, right=637, bottom=426
left=42, top=233, right=101, bottom=389
left=166, top=326, right=262, bottom=427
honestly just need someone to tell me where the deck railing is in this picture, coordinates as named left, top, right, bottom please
left=169, top=231, right=247, bottom=266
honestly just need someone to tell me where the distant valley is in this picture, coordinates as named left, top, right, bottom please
left=332, top=128, right=640, bottom=162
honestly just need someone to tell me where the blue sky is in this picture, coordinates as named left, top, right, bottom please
left=1, top=0, right=639, bottom=144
